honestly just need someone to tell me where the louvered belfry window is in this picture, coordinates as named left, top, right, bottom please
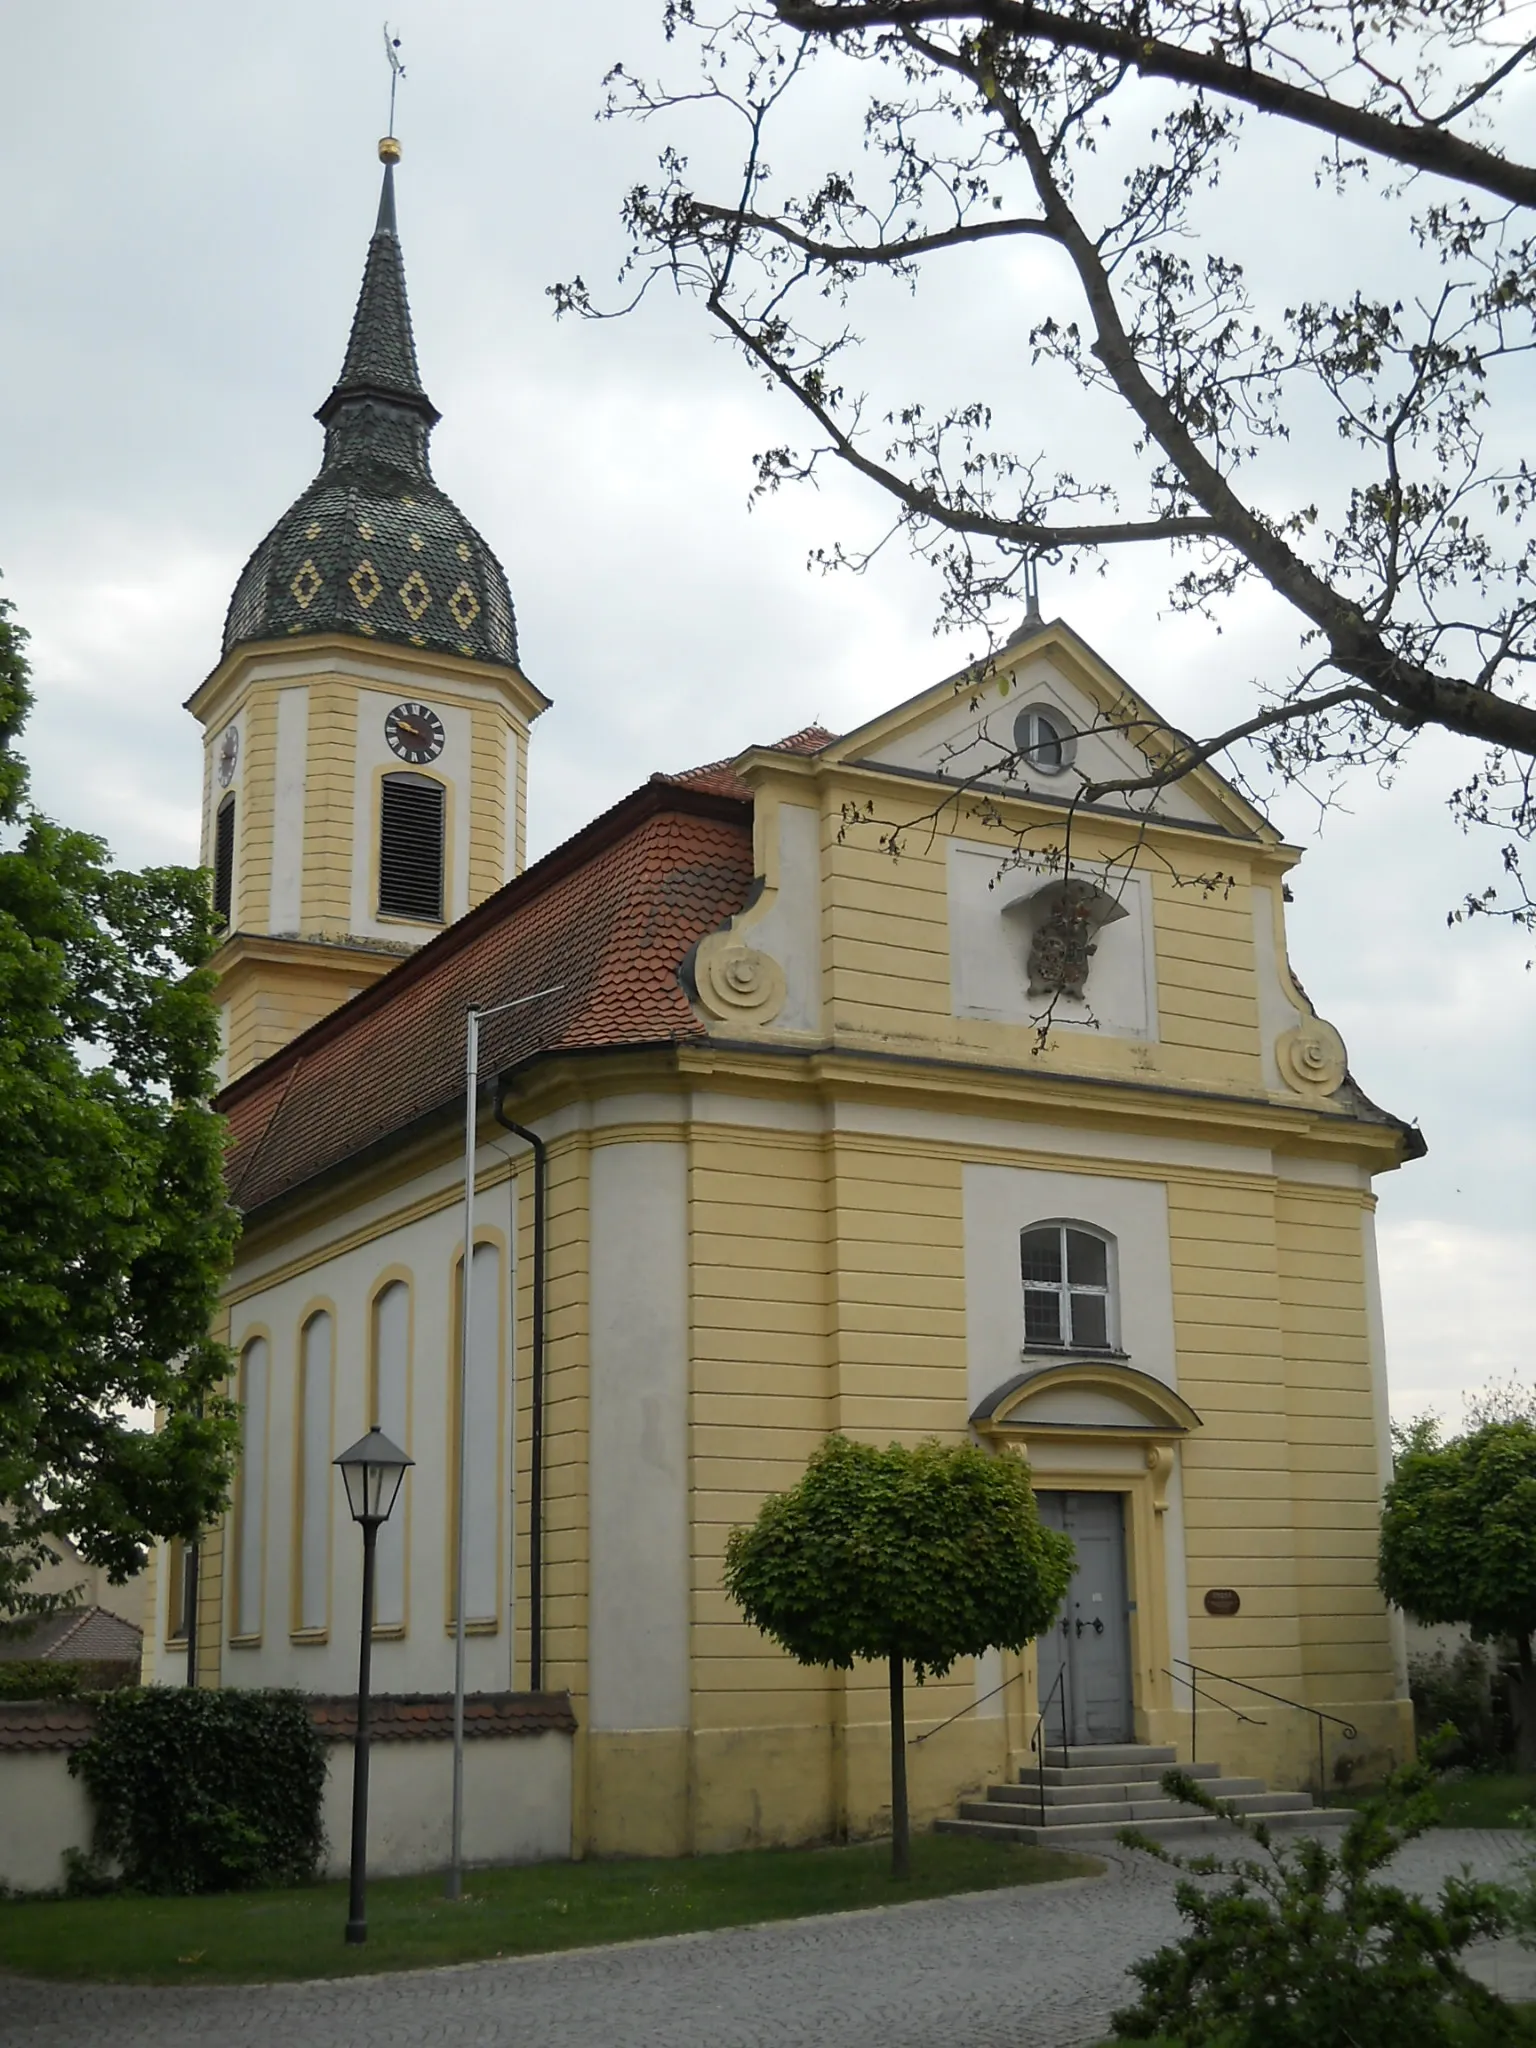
left=213, top=796, right=236, bottom=926
left=379, top=771, right=445, bottom=921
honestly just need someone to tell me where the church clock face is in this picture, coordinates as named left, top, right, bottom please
left=216, top=724, right=239, bottom=787
left=385, top=701, right=446, bottom=766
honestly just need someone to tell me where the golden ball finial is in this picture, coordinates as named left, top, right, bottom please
left=379, top=136, right=402, bottom=164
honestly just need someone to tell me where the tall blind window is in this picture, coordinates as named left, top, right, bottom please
left=234, top=1336, right=269, bottom=1638
left=379, top=772, right=445, bottom=922
left=213, top=796, right=236, bottom=925
left=1021, top=1223, right=1116, bottom=1351
left=450, top=1243, right=501, bottom=1627
left=371, top=1281, right=410, bottom=1631
left=296, top=1311, right=333, bottom=1634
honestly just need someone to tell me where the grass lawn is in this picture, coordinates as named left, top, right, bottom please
left=1334, top=1775, right=1536, bottom=1830
left=0, top=1832, right=1100, bottom=1986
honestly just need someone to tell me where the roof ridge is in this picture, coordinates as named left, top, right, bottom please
left=217, top=777, right=750, bottom=1111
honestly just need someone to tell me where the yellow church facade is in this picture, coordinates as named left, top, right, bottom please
left=146, top=145, right=1417, bottom=1860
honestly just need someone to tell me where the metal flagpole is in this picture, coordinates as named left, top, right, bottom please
left=446, top=985, right=562, bottom=1902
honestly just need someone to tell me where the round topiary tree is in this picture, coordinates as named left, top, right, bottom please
left=1380, top=1419, right=1536, bottom=1768
left=723, top=1433, right=1075, bottom=1876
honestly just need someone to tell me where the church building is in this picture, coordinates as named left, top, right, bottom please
left=146, top=142, right=1419, bottom=1858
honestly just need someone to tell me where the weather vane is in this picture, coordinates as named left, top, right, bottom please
left=382, top=23, right=405, bottom=138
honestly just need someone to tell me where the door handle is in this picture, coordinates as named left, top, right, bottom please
left=1092, top=1617, right=1104, bottom=1636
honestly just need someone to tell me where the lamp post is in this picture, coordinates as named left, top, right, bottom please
left=335, top=1427, right=413, bottom=1946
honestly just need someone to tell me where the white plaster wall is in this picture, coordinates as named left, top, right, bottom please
left=348, top=684, right=474, bottom=938
left=744, top=801, right=824, bottom=1034
left=268, top=685, right=309, bottom=933
left=0, top=1751, right=96, bottom=1893
left=317, top=1731, right=571, bottom=1876
left=963, top=1162, right=1178, bottom=1407
left=964, top=1161, right=1189, bottom=1700
left=222, top=1155, right=517, bottom=1697
left=949, top=839, right=1158, bottom=1039
left=0, top=1732, right=571, bottom=1893
left=866, top=653, right=1211, bottom=824
left=587, top=1140, right=690, bottom=1733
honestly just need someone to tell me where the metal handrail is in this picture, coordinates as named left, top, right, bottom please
left=909, top=1665, right=1027, bottom=1747
left=1030, top=1664, right=1069, bottom=1814
left=1163, top=1668, right=1265, bottom=1770
left=1171, top=1656, right=1358, bottom=1797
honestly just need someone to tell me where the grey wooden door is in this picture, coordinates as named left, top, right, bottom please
left=1035, top=1491, right=1133, bottom=1746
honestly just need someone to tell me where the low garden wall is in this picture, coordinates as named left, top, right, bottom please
left=0, top=1690, right=575, bottom=1894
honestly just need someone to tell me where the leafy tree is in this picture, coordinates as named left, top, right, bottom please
left=723, top=1433, right=1074, bottom=1875
left=1112, top=1764, right=1516, bottom=2044
left=1379, top=1420, right=1536, bottom=1769
left=0, top=583, right=238, bottom=1617
left=561, top=2, right=1536, bottom=923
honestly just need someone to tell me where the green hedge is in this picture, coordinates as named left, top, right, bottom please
left=0, top=1658, right=139, bottom=1700
left=69, top=1688, right=327, bottom=1894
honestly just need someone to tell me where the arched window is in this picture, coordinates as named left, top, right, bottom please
left=1013, top=704, right=1076, bottom=776
left=295, top=1310, right=333, bottom=1635
left=213, top=794, right=236, bottom=925
left=370, top=1281, right=410, bottom=1632
left=379, top=771, right=445, bottom=921
left=234, top=1335, right=269, bottom=1639
left=448, top=1242, right=502, bottom=1628
left=1020, top=1222, right=1117, bottom=1352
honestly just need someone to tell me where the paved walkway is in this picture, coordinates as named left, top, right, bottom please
left=0, top=1831, right=1528, bottom=2048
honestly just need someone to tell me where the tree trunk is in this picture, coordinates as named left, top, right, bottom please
left=889, top=1651, right=910, bottom=1880
left=1513, top=1636, right=1536, bottom=1773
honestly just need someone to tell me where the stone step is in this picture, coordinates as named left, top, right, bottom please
left=961, top=1788, right=1320, bottom=1830
left=1042, top=1743, right=1176, bottom=1770
left=988, top=1775, right=1268, bottom=1807
left=936, top=1805, right=1352, bottom=1850
left=1033, top=1759, right=1212, bottom=1788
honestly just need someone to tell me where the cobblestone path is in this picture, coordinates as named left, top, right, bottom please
left=0, top=1831, right=1526, bottom=2048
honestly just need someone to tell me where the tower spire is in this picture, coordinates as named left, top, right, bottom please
left=220, top=133, right=518, bottom=670
left=316, top=137, right=438, bottom=430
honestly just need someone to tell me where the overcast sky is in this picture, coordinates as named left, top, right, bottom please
left=2, top=3, right=1530, bottom=1423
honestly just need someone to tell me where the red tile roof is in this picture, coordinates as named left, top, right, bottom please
left=0, top=1692, right=575, bottom=1751
left=308, top=1690, right=576, bottom=1743
left=221, top=778, right=755, bottom=1215
left=658, top=724, right=838, bottom=800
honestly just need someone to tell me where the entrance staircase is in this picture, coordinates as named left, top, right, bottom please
left=935, top=1742, right=1351, bottom=1849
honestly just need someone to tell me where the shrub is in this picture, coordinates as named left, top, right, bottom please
left=0, top=1657, right=140, bottom=1701
left=69, top=1687, right=327, bottom=1894
left=1110, top=1765, right=1516, bottom=2045
left=0, top=1660, right=82, bottom=1701
left=1409, top=1641, right=1507, bottom=1768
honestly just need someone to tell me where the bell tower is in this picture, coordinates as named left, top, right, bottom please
left=187, top=139, right=548, bottom=1083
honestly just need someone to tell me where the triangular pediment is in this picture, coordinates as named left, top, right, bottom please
left=820, top=618, right=1275, bottom=842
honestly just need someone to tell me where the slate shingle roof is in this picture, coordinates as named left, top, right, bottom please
left=222, top=159, right=518, bottom=669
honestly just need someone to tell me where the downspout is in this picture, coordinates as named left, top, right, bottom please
left=493, top=1094, right=547, bottom=1691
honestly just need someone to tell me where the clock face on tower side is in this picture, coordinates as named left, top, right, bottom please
left=385, top=700, right=446, bottom=765
left=216, top=724, right=240, bottom=787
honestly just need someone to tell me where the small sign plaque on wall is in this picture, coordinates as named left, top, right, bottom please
left=1204, top=1588, right=1241, bottom=1616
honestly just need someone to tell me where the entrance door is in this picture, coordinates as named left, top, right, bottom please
left=1035, top=1491, right=1133, bottom=1746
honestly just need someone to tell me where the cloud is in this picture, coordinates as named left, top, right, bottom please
left=1, top=0, right=1531, bottom=1405
left=1378, top=1219, right=1536, bottom=1424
